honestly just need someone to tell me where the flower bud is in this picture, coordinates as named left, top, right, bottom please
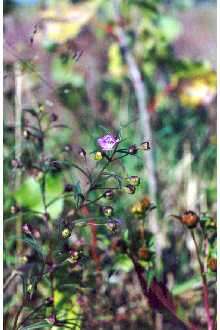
left=126, top=176, right=140, bottom=186
left=50, top=113, right=58, bottom=122
left=94, top=151, right=103, bottom=161
left=64, top=144, right=72, bottom=152
left=46, top=314, right=56, bottom=325
left=79, top=148, right=86, bottom=158
left=106, top=220, right=119, bottom=233
left=102, top=206, right=113, bottom=217
left=22, top=223, right=32, bottom=235
left=181, top=211, right=199, bottom=228
left=64, top=183, right=74, bottom=192
left=104, top=190, right=113, bottom=199
left=62, top=228, right=71, bottom=239
left=11, top=205, right=20, bottom=214
left=128, top=145, right=138, bottom=155
left=45, top=297, right=54, bottom=306
left=11, top=159, right=23, bottom=169
left=23, top=129, right=31, bottom=139
left=139, top=141, right=150, bottom=150
left=138, top=246, right=150, bottom=261
left=124, top=185, right=136, bottom=194
left=68, top=250, right=81, bottom=263
left=207, top=258, right=217, bottom=272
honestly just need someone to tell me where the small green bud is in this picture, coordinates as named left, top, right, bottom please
left=94, top=151, right=103, bottom=160
left=62, top=228, right=71, bottom=239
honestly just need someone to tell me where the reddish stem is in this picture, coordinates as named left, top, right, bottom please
left=191, top=230, right=213, bottom=330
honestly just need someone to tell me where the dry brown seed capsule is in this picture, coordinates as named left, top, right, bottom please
left=138, top=246, right=150, bottom=261
left=181, top=210, right=199, bottom=228
left=207, top=258, right=217, bottom=272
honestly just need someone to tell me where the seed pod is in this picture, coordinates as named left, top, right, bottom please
left=207, top=258, right=217, bottom=272
left=181, top=211, right=199, bottom=228
left=102, top=206, right=113, bottom=217
left=126, top=176, right=140, bottom=186
left=124, top=185, right=136, bottom=194
left=138, top=246, right=150, bottom=261
left=139, top=141, right=151, bottom=150
left=128, top=145, right=138, bottom=155
left=94, top=151, right=103, bottom=161
left=62, top=228, right=71, bottom=239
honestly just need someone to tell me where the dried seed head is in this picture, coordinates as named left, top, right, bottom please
left=207, top=258, right=217, bottom=272
left=181, top=210, right=199, bottom=228
left=138, top=246, right=150, bottom=261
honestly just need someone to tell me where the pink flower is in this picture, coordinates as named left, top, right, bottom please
left=97, top=134, right=120, bottom=151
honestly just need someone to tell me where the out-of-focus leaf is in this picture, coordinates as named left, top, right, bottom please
left=159, top=16, right=182, bottom=42
left=114, top=254, right=133, bottom=272
left=21, top=321, right=51, bottom=330
left=171, top=275, right=201, bottom=296
left=15, top=175, right=64, bottom=219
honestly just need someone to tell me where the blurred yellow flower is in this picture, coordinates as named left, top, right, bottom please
left=178, top=71, right=216, bottom=108
left=131, top=196, right=151, bottom=217
left=41, top=0, right=102, bottom=44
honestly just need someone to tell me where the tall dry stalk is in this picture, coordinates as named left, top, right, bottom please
left=14, top=62, right=23, bottom=254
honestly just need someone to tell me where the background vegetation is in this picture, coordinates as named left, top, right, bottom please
left=4, top=0, right=217, bottom=329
